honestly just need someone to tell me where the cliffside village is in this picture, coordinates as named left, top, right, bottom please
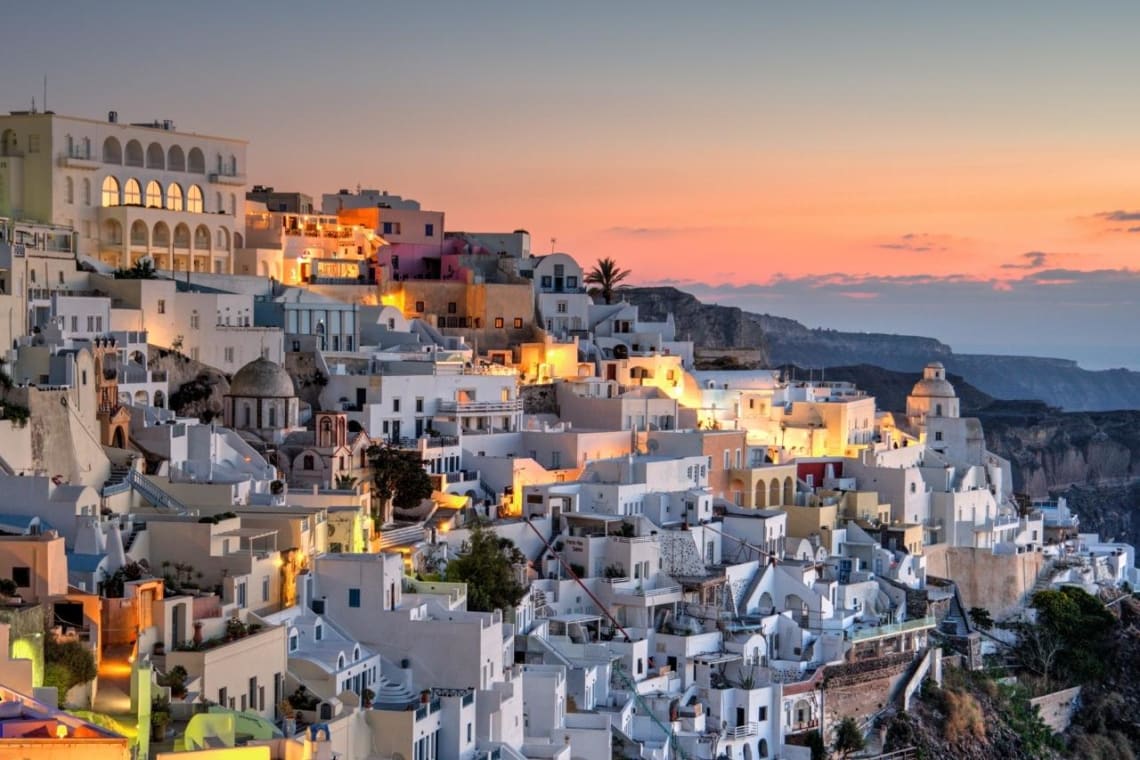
left=0, top=110, right=1130, bottom=760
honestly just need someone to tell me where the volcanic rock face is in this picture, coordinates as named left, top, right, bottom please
left=623, top=286, right=1140, bottom=411
left=981, top=409, right=1140, bottom=497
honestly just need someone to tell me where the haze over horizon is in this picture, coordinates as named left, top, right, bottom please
left=4, top=1, right=1138, bottom=370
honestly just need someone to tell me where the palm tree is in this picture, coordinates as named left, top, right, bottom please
left=585, top=257, right=631, bottom=304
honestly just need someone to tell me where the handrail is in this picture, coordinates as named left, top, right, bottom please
left=128, top=470, right=188, bottom=515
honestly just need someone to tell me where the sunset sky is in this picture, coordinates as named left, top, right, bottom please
left=4, top=2, right=1138, bottom=368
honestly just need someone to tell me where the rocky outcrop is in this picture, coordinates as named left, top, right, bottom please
left=621, top=287, right=770, bottom=360
left=981, top=409, right=1140, bottom=498
left=623, top=286, right=1140, bottom=411
left=150, top=347, right=230, bottom=422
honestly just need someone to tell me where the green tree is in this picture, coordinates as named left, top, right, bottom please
left=585, top=257, right=631, bottom=304
left=367, top=443, right=433, bottom=513
left=334, top=474, right=359, bottom=490
left=113, top=258, right=157, bottom=279
left=968, top=606, right=994, bottom=631
left=833, top=716, right=866, bottom=759
left=445, top=523, right=526, bottom=613
left=44, top=637, right=97, bottom=706
left=804, top=729, right=827, bottom=760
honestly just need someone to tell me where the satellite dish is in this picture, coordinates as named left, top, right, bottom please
left=647, top=439, right=660, bottom=452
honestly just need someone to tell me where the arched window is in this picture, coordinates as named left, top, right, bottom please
left=216, top=153, right=223, bottom=173
left=124, top=140, right=144, bottom=167
left=102, top=137, right=122, bottom=164
left=217, top=228, right=229, bottom=250
left=83, top=178, right=91, bottom=206
left=337, top=654, right=345, bottom=669
left=101, top=176, right=120, bottom=207
left=303, top=455, right=315, bottom=470
left=123, top=178, right=142, bottom=205
left=194, top=225, right=210, bottom=249
left=130, top=220, right=148, bottom=246
left=167, top=183, right=183, bottom=211
left=173, top=224, right=190, bottom=248
left=146, top=142, right=164, bottom=169
left=141, top=181, right=161, bottom=208
left=229, top=154, right=237, bottom=175
left=229, top=193, right=236, bottom=215
left=168, top=144, right=185, bottom=172
left=153, top=222, right=170, bottom=247
left=65, top=177, right=74, bottom=204
left=82, top=137, right=91, bottom=159
left=268, top=406, right=277, bottom=427
left=188, top=147, right=205, bottom=173
left=187, top=184, right=203, bottom=213
left=216, top=192, right=223, bottom=212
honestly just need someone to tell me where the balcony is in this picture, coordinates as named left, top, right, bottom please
left=850, top=615, right=936, bottom=644
left=209, top=171, right=247, bottom=186
left=57, top=152, right=100, bottom=171
left=438, top=399, right=522, bottom=415
left=727, top=722, right=759, bottom=738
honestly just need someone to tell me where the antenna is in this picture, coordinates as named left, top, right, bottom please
left=550, top=237, right=556, bottom=254
left=43, top=75, right=47, bottom=112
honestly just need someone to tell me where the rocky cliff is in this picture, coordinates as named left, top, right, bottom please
left=623, top=286, right=1140, bottom=411
left=620, top=287, right=770, bottom=361
left=785, top=364, right=1140, bottom=546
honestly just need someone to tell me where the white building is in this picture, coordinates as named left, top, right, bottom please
left=0, top=110, right=245, bottom=272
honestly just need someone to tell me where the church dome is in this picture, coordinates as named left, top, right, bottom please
left=229, top=357, right=296, bottom=398
left=910, top=362, right=956, bottom=398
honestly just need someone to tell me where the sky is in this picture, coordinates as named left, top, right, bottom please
left=3, top=1, right=1139, bottom=369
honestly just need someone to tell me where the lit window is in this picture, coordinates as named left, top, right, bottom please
left=513, top=318, right=522, bottom=329
left=167, top=183, right=184, bottom=211
left=123, top=178, right=142, bottom=205
left=146, top=180, right=163, bottom=207
left=101, top=176, right=120, bottom=207
left=494, top=318, right=504, bottom=329
left=187, top=185, right=203, bottom=213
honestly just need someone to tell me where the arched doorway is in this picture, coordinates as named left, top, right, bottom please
left=111, top=427, right=125, bottom=449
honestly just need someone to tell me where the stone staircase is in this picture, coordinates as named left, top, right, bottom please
left=123, top=520, right=146, bottom=554
left=101, top=463, right=132, bottom=495
left=371, top=673, right=418, bottom=708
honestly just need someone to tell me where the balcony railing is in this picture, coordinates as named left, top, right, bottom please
left=850, top=615, right=936, bottom=644
left=727, top=722, right=759, bottom=738
left=438, top=399, right=522, bottom=414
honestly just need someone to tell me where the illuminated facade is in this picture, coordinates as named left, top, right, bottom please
left=0, top=110, right=245, bottom=272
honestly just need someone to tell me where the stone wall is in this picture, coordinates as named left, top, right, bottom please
left=521, top=384, right=559, bottom=416
left=1029, top=686, right=1081, bottom=733
left=924, top=545, right=1045, bottom=619
left=823, top=656, right=913, bottom=729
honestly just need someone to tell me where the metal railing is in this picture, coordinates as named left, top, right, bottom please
left=128, top=470, right=188, bottom=515
left=850, top=615, right=936, bottom=643
left=727, top=722, right=758, bottom=738
left=438, top=399, right=522, bottom=414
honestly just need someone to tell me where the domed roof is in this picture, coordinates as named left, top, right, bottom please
left=229, top=357, right=296, bottom=398
left=911, top=375, right=957, bottom=398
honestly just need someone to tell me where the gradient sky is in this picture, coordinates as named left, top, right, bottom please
left=4, top=2, right=1139, bottom=368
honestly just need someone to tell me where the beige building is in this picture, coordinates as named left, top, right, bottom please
left=0, top=110, right=245, bottom=272
left=93, top=274, right=284, bottom=373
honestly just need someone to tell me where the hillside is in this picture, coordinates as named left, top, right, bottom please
left=623, top=286, right=1140, bottom=411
